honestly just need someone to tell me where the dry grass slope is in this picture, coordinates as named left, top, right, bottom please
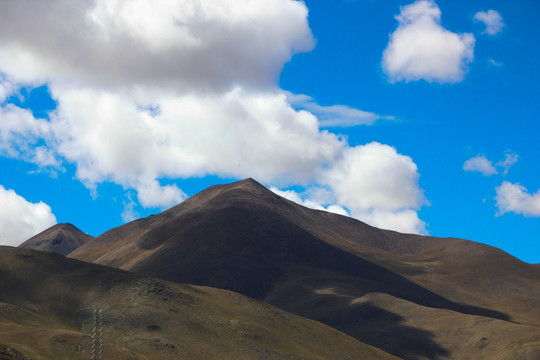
left=0, top=246, right=398, bottom=360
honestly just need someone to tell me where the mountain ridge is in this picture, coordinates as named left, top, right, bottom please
left=69, top=178, right=540, bottom=359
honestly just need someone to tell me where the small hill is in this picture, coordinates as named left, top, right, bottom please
left=18, top=223, right=93, bottom=256
left=0, top=246, right=398, bottom=360
left=70, top=178, right=540, bottom=359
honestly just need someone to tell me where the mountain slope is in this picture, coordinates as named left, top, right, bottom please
left=0, top=246, right=398, bottom=360
left=70, top=178, right=540, bottom=359
left=18, top=223, right=93, bottom=256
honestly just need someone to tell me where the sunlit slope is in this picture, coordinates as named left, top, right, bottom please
left=0, top=246, right=398, bottom=360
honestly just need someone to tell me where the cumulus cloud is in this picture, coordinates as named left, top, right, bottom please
left=0, top=78, right=14, bottom=102
left=269, top=187, right=350, bottom=216
left=474, top=10, right=504, bottom=36
left=0, top=0, right=314, bottom=91
left=0, top=0, right=428, bottom=232
left=323, top=142, right=427, bottom=234
left=0, top=185, right=57, bottom=246
left=270, top=142, right=428, bottom=234
left=0, top=103, right=60, bottom=168
left=495, top=182, right=540, bottom=217
left=463, top=155, right=497, bottom=176
left=287, top=93, right=394, bottom=127
left=356, top=208, right=425, bottom=234
left=382, top=0, right=475, bottom=83
left=0, top=0, right=327, bottom=209
left=49, top=87, right=343, bottom=192
left=135, top=180, right=186, bottom=209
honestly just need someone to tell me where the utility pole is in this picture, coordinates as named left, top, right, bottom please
left=90, top=308, right=104, bottom=360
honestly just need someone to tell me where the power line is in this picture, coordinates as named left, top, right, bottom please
left=90, top=308, right=104, bottom=360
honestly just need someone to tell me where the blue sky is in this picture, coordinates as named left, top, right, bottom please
left=0, top=0, right=538, bottom=263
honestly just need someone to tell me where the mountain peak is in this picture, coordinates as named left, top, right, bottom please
left=236, top=177, right=264, bottom=187
left=215, top=177, right=269, bottom=193
left=18, top=223, right=94, bottom=256
left=161, top=177, right=284, bottom=218
left=68, top=178, right=540, bottom=359
left=219, top=177, right=274, bottom=196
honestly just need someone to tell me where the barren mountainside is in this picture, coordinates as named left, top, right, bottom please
left=19, top=223, right=93, bottom=256
left=69, top=178, right=540, bottom=360
left=0, top=246, right=397, bottom=360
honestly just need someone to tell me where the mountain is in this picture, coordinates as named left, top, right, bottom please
left=0, top=246, right=398, bottom=360
left=18, top=223, right=93, bottom=256
left=69, top=178, right=540, bottom=359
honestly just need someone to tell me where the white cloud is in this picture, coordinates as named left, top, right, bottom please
left=0, top=103, right=60, bottom=168
left=0, top=0, right=333, bottom=203
left=463, top=155, right=497, bottom=176
left=0, top=78, right=14, bottom=102
left=356, top=208, right=425, bottom=235
left=463, top=152, right=518, bottom=176
left=323, top=142, right=427, bottom=234
left=269, top=187, right=350, bottom=216
left=474, top=10, right=504, bottom=36
left=0, top=0, right=428, bottom=232
left=495, top=182, right=540, bottom=217
left=270, top=170, right=426, bottom=234
left=0, top=185, right=57, bottom=246
left=48, top=87, right=344, bottom=191
left=325, top=143, right=425, bottom=212
left=382, top=0, right=475, bottom=83
left=287, top=93, right=394, bottom=127
left=121, top=192, right=140, bottom=223
left=134, top=180, right=186, bottom=209
left=0, top=0, right=313, bottom=91
left=488, top=59, right=503, bottom=68
left=496, top=152, right=518, bottom=176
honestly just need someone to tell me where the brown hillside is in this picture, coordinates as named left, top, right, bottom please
left=18, top=223, right=93, bottom=256
left=70, top=178, right=540, bottom=359
left=0, top=246, right=398, bottom=360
